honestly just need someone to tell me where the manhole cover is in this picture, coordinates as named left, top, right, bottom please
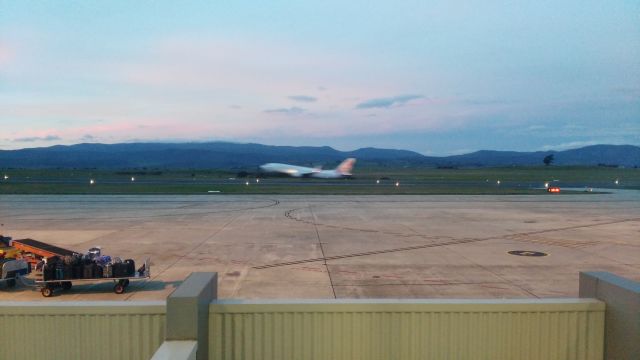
left=508, top=250, right=548, bottom=257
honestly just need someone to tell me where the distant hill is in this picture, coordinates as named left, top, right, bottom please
left=439, top=145, right=640, bottom=167
left=0, top=143, right=637, bottom=169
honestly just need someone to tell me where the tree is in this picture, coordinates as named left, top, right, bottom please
left=543, top=154, right=554, bottom=166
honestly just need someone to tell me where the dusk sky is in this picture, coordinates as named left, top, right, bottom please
left=1, top=1, right=638, bottom=155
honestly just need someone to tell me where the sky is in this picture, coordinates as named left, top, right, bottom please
left=1, top=1, right=638, bottom=155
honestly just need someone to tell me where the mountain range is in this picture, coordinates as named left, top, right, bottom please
left=0, top=143, right=638, bottom=169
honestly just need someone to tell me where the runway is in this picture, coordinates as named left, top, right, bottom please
left=1, top=192, right=639, bottom=301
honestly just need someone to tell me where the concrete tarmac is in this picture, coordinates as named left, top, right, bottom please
left=0, top=192, right=638, bottom=301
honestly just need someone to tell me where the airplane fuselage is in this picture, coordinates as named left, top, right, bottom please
left=259, top=158, right=355, bottom=179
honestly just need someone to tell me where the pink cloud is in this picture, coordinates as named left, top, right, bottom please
left=109, top=35, right=392, bottom=104
left=1, top=33, right=514, bottom=146
left=0, top=42, right=15, bottom=67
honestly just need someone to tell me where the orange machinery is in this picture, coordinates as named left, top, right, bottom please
left=10, top=238, right=79, bottom=266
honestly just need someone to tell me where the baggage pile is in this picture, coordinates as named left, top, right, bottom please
left=35, top=246, right=150, bottom=297
left=42, top=247, right=138, bottom=281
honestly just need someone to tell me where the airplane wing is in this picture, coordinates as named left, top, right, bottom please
left=279, top=165, right=317, bottom=177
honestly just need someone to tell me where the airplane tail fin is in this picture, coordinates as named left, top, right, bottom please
left=336, top=158, right=356, bottom=175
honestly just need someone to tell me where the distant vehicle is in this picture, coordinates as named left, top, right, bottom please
left=260, top=158, right=356, bottom=179
left=547, top=186, right=561, bottom=193
left=0, top=259, right=30, bottom=288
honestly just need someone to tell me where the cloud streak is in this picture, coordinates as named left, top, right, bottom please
left=288, top=95, right=317, bottom=102
left=540, top=141, right=602, bottom=151
left=356, top=95, right=423, bottom=109
left=264, top=107, right=306, bottom=115
left=13, top=135, right=61, bottom=142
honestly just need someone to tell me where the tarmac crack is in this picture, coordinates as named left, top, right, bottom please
left=445, top=246, right=541, bottom=298
left=253, top=236, right=492, bottom=269
left=4, top=199, right=281, bottom=222
left=122, top=208, right=249, bottom=300
left=253, top=209, right=640, bottom=269
left=308, top=204, right=337, bottom=299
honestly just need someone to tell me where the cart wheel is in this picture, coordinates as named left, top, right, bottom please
left=114, top=283, right=126, bottom=294
left=41, top=287, right=54, bottom=297
left=123, top=279, right=130, bottom=287
left=7, top=279, right=16, bottom=288
left=62, top=282, right=72, bottom=290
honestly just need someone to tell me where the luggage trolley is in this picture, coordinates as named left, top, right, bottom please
left=36, top=258, right=150, bottom=297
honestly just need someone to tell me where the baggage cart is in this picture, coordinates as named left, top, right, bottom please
left=35, top=258, right=150, bottom=297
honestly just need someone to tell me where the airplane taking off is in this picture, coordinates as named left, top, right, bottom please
left=260, top=158, right=356, bottom=178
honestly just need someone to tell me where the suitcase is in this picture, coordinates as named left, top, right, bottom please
left=111, top=263, right=120, bottom=277
left=55, top=263, right=64, bottom=280
left=95, top=264, right=104, bottom=278
left=124, top=259, right=135, bottom=277
left=83, top=263, right=95, bottom=279
left=63, top=256, right=74, bottom=265
left=63, top=264, right=73, bottom=280
left=43, top=263, right=55, bottom=281
left=113, top=263, right=127, bottom=278
left=48, top=256, right=61, bottom=265
left=103, top=263, right=113, bottom=278
left=72, top=254, right=82, bottom=266
left=72, top=264, right=83, bottom=279
left=88, top=247, right=101, bottom=259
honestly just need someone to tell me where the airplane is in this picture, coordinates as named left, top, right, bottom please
left=259, top=158, right=356, bottom=179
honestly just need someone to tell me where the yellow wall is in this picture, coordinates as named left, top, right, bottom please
left=0, top=301, right=165, bottom=360
left=209, top=299, right=604, bottom=360
left=0, top=298, right=606, bottom=360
